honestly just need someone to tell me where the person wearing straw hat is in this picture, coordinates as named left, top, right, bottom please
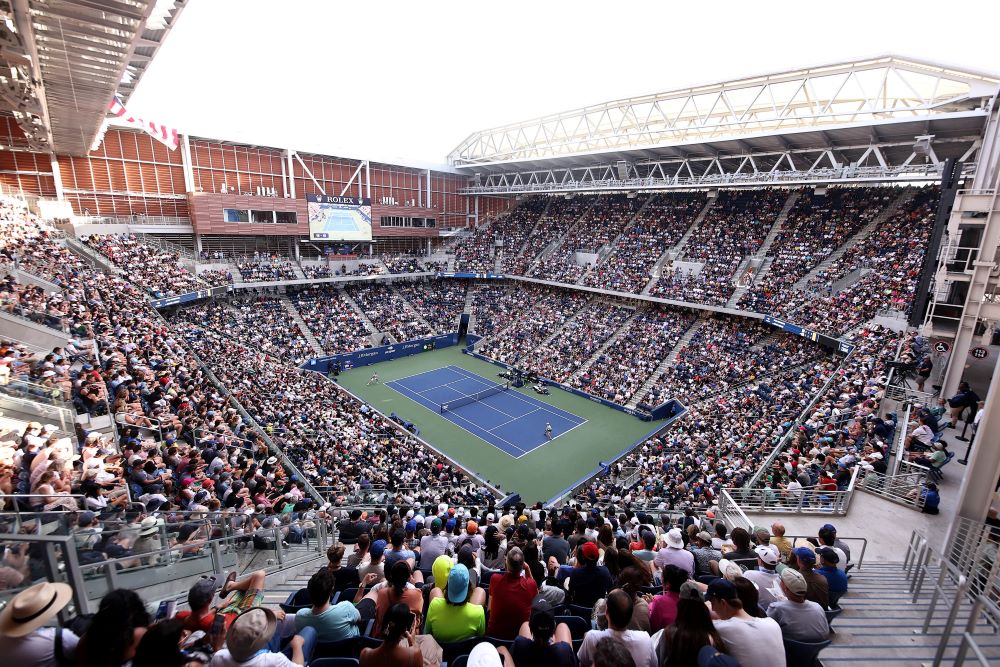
left=0, top=581, right=78, bottom=666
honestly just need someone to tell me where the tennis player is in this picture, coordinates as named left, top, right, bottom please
left=544, top=422, right=553, bottom=440
left=367, top=372, right=379, bottom=385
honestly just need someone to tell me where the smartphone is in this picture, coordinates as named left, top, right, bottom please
left=154, top=600, right=175, bottom=622
left=211, top=612, right=226, bottom=638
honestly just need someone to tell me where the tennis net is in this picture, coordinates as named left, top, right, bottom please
left=440, top=383, right=509, bottom=412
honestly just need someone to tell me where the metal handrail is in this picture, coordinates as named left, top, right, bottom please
left=953, top=594, right=1000, bottom=666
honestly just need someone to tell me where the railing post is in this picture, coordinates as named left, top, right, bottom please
left=911, top=549, right=932, bottom=601
left=210, top=540, right=223, bottom=574
left=274, top=527, right=284, bottom=565
left=952, top=595, right=985, bottom=667
left=931, top=575, right=969, bottom=665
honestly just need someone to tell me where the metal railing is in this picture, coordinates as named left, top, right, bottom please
left=726, top=466, right=860, bottom=515
left=75, top=215, right=193, bottom=227
left=954, top=595, right=1000, bottom=666
left=1, top=303, right=70, bottom=332
left=0, top=517, right=329, bottom=615
left=902, top=518, right=1000, bottom=666
left=855, top=465, right=928, bottom=510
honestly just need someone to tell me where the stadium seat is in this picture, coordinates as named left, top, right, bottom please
left=310, top=659, right=360, bottom=667
left=483, top=636, right=514, bottom=650
left=312, top=637, right=361, bottom=659
left=555, top=615, right=590, bottom=640
left=783, top=637, right=832, bottom=666
left=566, top=603, right=594, bottom=620
left=826, top=606, right=844, bottom=633
left=334, top=587, right=359, bottom=604
left=439, top=637, right=483, bottom=663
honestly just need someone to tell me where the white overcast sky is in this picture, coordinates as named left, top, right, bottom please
left=127, top=0, right=1000, bottom=168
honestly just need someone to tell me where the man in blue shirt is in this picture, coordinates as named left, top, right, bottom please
left=815, top=548, right=848, bottom=604
left=295, top=569, right=362, bottom=642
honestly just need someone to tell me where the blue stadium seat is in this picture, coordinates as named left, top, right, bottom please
left=783, top=637, right=832, bottom=666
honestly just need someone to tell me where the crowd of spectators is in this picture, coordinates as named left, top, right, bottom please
left=530, top=194, right=646, bottom=283
left=468, top=283, right=525, bottom=339
left=478, top=289, right=590, bottom=365
left=235, top=257, right=299, bottom=282
left=574, top=307, right=698, bottom=405
left=0, top=497, right=857, bottom=667
left=454, top=198, right=549, bottom=273
left=584, top=193, right=707, bottom=293
left=381, top=254, right=446, bottom=274
left=84, top=234, right=208, bottom=297
left=196, top=269, right=234, bottom=286
left=507, top=196, right=596, bottom=275
left=177, top=324, right=493, bottom=506
left=642, top=317, right=821, bottom=408
left=171, top=297, right=315, bottom=365
left=287, top=286, right=374, bottom=355
left=346, top=283, right=435, bottom=342
left=527, top=301, right=633, bottom=382
left=736, top=187, right=897, bottom=312
left=301, top=264, right=332, bottom=279
left=649, top=189, right=788, bottom=305
left=749, top=188, right=939, bottom=335
left=392, top=281, right=468, bottom=333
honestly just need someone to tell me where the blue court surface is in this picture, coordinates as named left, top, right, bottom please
left=386, top=365, right=586, bottom=458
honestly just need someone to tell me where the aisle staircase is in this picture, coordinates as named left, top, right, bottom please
left=339, top=287, right=389, bottom=345
left=820, top=561, right=1000, bottom=666
left=569, top=308, right=642, bottom=381
left=389, top=286, right=436, bottom=333
left=756, top=189, right=801, bottom=258
left=277, top=295, right=326, bottom=356
left=641, top=197, right=716, bottom=294
left=525, top=197, right=598, bottom=274
left=792, top=187, right=915, bottom=290
left=627, top=316, right=706, bottom=408
left=577, top=194, right=656, bottom=285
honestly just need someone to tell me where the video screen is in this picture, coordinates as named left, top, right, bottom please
left=307, top=194, right=372, bottom=241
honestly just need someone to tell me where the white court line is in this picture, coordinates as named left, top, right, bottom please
left=386, top=377, right=528, bottom=457
left=487, top=407, right=542, bottom=432
left=447, top=365, right=585, bottom=423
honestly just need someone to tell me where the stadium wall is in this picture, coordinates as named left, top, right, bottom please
left=0, top=113, right=511, bottom=230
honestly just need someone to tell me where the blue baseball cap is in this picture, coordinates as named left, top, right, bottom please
left=792, top=546, right=816, bottom=564
left=405, top=519, right=417, bottom=533
left=445, top=518, right=456, bottom=530
left=447, top=564, right=470, bottom=604
left=370, top=539, right=387, bottom=559
left=704, top=578, right=738, bottom=602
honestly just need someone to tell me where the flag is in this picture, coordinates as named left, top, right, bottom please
left=91, top=95, right=179, bottom=151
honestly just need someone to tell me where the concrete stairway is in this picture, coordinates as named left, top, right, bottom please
left=792, top=187, right=915, bottom=290
left=754, top=189, right=801, bottom=259
left=290, top=263, right=307, bottom=280
left=529, top=297, right=594, bottom=355
left=578, top=194, right=656, bottom=285
left=627, top=317, right=706, bottom=408
left=389, top=285, right=437, bottom=333
left=277, top=295, right=326, bottom=356
left=641, top=197, right=716, bottom=294
left=498, top=199, right=552, bottom=273
left=569, top=308, right=641, bottom=381
left=525, top=197, right=598, bottom=274
left=820, top=561, right=1000, bottom=665
left=339, top=287, right=390, bottom=344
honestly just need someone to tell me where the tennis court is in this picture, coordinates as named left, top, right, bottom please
left=386, top=365, right=586, bottom=458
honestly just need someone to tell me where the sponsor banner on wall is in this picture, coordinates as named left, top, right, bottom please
left=304, top=333, right=459, bottom=372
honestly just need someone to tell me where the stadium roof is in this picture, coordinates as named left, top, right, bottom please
left=0, top=0, right=187, bottom=155
left=449, top=56, right=1000, bottom=180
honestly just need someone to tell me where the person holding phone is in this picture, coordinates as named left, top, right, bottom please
left=360, top=603, right=424, bottom=667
